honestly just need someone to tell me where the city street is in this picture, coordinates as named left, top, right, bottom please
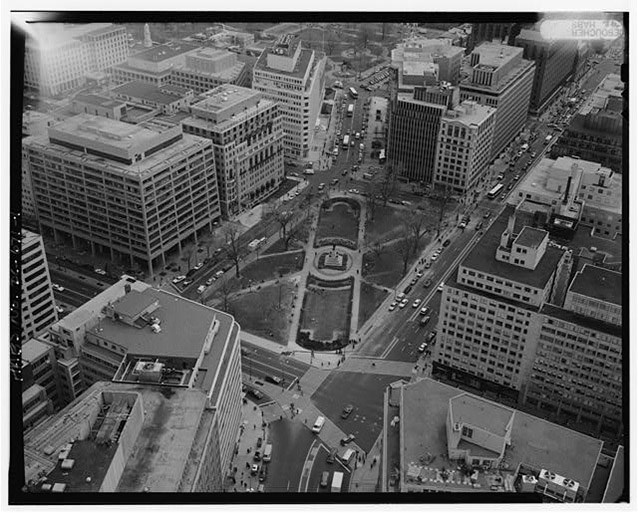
left=241, top=342, right=310, bottom=386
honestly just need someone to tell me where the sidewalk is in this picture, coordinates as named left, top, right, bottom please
left=349, top=433, right=383, bottom=492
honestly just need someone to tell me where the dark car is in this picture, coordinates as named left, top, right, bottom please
left=443, top=239, right=451, bottom=247
left=340, top=434, right=356, bottom=446
left=341, top=404, right=354, bottom=419
left=259, top=466, right=268, bottom=482
left=427, top=330, right=437, bottom=343
left=266, top=375, right=283, bottom=386
left=419, top=315, right=431, bottom=327
left=320, top=471, right=330, bottom=488
left=247, top=388, right=264, bottom=400
left=403, top=284, right=413, bottom=295
left=253, top=450, right=261, bottom=462
left=326, top=449, right=337, bottom=464
left=257, top=437, right=263, bottom=448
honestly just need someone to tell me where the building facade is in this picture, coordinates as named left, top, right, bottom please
left=460, top=42, right=535, bottom=159
left=24, top=23, right=128, bottom=97
left=182, top=85, right=285, bottom=217
left=252, top=34, right=326, bottom=160
left=466, top=23, right=523, bottom=54
left=433, top=100, right=496, bottom=194
left=515, top=29, right=578, bottom=114
left=22, top=338, right=61, bottom=430
left=23, top=114, right=221, bottom=275
left=550, top=74, right=624, bottom=173
left=171, top=48, right=249, bottom=94
left=387, top=84, right=458, bottom=183
left=21, top=229, right=58, bottom=343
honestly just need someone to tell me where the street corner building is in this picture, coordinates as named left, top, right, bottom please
left=23, top=276, right=243, bottom=492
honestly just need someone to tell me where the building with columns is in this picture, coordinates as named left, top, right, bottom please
left=22, top=114, right=220, bottom=275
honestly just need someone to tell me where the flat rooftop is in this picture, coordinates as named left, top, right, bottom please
left=401, top=378, right=603, bottom=493
left=516, top=28, right=547, bottom=44
left=443, top=101, right=494, bottom=127
left=74, top=93, right=124, bottom=110
left=540, top=303, right=622, bottom=338
left=472, top=42, right=522, bottom=68
left=111, top=80, right=185, bottom=105
left=450, top=394, right=514, bottom=437
left=514, top=226, right=547, bottom=249
left=193, top=84, right=258, bottom=113
left=255, top=47, right=314, bottom=79
left=568, top=264, right=622, bottom=306
left=462, top=205, right=565, bottom=289
left=21, top=338, right=51, bottom=365
left=131, top=41, right=200, bottom=62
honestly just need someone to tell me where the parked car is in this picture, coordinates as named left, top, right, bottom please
left=412, top=298, right=422, bottom=308
left=320, top=471, right=330, bottom=488
left=206, top=277, right=215, bottom=286
left=197, top=285, right=206, bottom=294
left=251, top=464, right=259, bottom=475
left=419, top=316, right=431, bottom=327
left=427, top=331, right=437, bottom=343
left=94, top=268, right=106, bottom=276
left=172, top=275, right=186, bottom=284
left=259, top=466, right=268, bottom=482
left=443, top=239, right=451, bottom=247
left=418, top=342, right=428, bottom=353
left=182, top=279, right=192, bottom=287
left=420, top=306, right=430, bottom=316
left=266, top=375, right=283, bottom=386
left=388, top=302, right=397, bottom=312
left=326, top=449, right=337, bottom=464
left=341, top=404, right=354, bottom=419
left=437, top=283, right=444, bottom=292
left=424, top=261, right=431, bottom=269
left=52, top=283, right=65, bottom=292
left=193, top=262, right=204, bottom=270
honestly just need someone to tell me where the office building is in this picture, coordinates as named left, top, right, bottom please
left=113, top=41, right=201, bottom=87
left=525, top=265, right=622, bottom=436
left=515, top=29, right=578, bottom=114
left=24, top=275, right=243, bottom=492
left=182, top=85, right=284, bottom=217
left=382, top=378, right=612, bottom=502
left=391, top=38, right=464, bottom=89
left=23, top=114, right=221, bottom=275
left=24, top=23, right=128, bottom=97
left=110, top=80, right=195, bottom=116
left=21, top=229, right=58, bottom=343
left=170, top=48, right=249, bottom=94
left=514, top=156, right=622, bottom=240
left=387, top=83, right=459, bottom=182
left=433, top=205, right=571, bottom=400
left=433, top=100, right=496, bottom=194
left=71, top=93, right=128, bottom=121
left=466, top=23, right=523, bottom=54
left=22, top=338, right=61, bottom=431
left=253, top=34, right=326, bottom=159
left=551, top=74, right=624, bottom=172
left=460, top=42, right=535, bottom=159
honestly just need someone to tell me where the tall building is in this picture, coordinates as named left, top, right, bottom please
left=460, top=42, right=535, bottom=159
left=21, top=229, right=57, bottom=343
left=24, top=23, right=128, bottom=97
left=391, top=38, right=465, bottom=90
left=182, top=85, right=285, bottom=217
left=526, top=265, right=622, bottom=436
left=515, top=28, right=578, bottom=114
left=170, top=48, right=249, bottom=93
left=252, top=34, right=326, bottom=160
left=433, top=99, right=496, bottom=194
left=23, top=114, right=221, bottom=275
left=24, top=275, right=243, bottom=492
left=551, top=74, right=624, bottom=172
left=433, top=205, right=571, bottom=402
left=466, top=23, right=523, bottom=54
left=387, top=83, right=459, bottom=182
left=383, top=377, right=611, bottom=502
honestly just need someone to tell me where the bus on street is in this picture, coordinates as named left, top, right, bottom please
left=487, top=183, right=505, bottom=199
left=342, top=135, right=350, bottom=148
left=349, top=87, right=358, bottom=99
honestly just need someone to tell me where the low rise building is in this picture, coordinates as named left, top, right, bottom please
left=171, top=47, right=249, bottom=94
left=550, top=74, right=624, bottom=172
left=433, top=99, right=496, bottom=195
left=71, top=93, right=127, bottom=120
left=252, top=34, right=326, bottom=159
left=110, top=80, right=194, bottom=115
left=383, top=378, right=608, bottom=501
left=182, top=85, right=285, bottom=217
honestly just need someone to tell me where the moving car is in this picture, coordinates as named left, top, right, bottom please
left=437, top=283, right=444, bottom=292
left=172, top=275, right=186, bottom=284
left=340, top=434, right=356, bottom=446
left=326, top=449, right=337, bottom=464
left=52, top=283, right=65, bottom=292
left=341, top=404, right=354, bottom=419
left=94, top=268, right=106, bottom=276
left=266, top=375, right=283, bottom=386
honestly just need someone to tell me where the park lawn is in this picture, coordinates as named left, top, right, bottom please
left=261, top=236, right=305, bottom=255
left=300, top=285, right=351, bottom=343
left=240, top=250, right=305, bottom=284
left=365, top=204, right=407, bottom=245
left=361, top=239, right=422, bottom=289
left=315, top=201, right=360, bottom=243
left=358, top=281, right=389, bottom=329
left=228, top=280, right=295, bottom=345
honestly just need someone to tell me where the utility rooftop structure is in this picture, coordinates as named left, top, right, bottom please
left=23, top=114, right=221, bottom=275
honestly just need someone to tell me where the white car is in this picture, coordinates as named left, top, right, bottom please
left=52, top=283, right=65, bottom=292
left=172, top=275, right=186, bottom=284
left=430, top=254, right=438, bottom=262
left=206, top=278, right=215, bottom=286
left=396, top=292, right=406, bottom=301
left=388, top=302, right=397, bottom=312
left=197, top=285, right=206, bottom=294
left=415, top=271, right=424, bottom=278
left=420, top=306, right=430, bottom=316
left=437, top=283, right=444, bottom=293
left=193, top=262, right=204, bottom=271
left=215, top=270, right=224, bottom=277
left=412, top=299, right=422, bottom=308
left=94, top=268, right=106, bottom=276
left=399, top=301, right=408, bottom=309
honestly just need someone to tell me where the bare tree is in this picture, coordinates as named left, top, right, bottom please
left=366, top=239, right=386, bottom=260
left=300, top=188, right=317, bottom=218
left=432, top=184, right=454, bottom=236
left=395, top=223, right=414, bottom=276
left=217, top=277, right=236, bottom=313
left=266, top=206, right=297, bottom=251
left=364, top=181, right=380, bottom=222
left=359, top=25, right=372, bottom=50
left=406, top=210, right=430, bottom=256
left=376, top=163, right=399, bottom=207
left=224, top=225, right=243, bottom=277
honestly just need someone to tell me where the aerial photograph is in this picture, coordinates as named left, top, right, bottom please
left=7, top=9, right=630, bottom=507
